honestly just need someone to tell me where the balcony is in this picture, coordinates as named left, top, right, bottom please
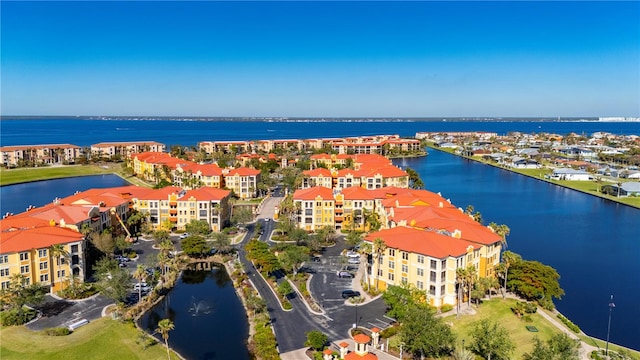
left=169, top=217, right=178, bottom=222
left=169, top=209, right=178, bottom=215
left=169, top=201, right=177, bottom=206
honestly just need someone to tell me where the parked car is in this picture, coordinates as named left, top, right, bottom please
left=337, top=271, right=353, bottom=278
left=179, top=233, right=190, bottom=239
left=133, top=282, right=151, bottom=292
left=341, top=290, right=361, bottom=299
left=345, top=251, right=360, bottom=258
left=347, top=258, right=360, bottom=264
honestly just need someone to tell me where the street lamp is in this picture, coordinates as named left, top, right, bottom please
left=606, top=294, right=615, bottom=356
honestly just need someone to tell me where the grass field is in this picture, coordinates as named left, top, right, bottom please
left=0, top=317, right=180, bottom=359
left=444, top=298, right=561, bottom=359
left=0, top=165, right=115, bottom=186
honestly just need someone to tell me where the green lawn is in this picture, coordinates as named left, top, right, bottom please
left=0, top=317, right=180, bottom=359
left=0, top=165, right=115, bottom=186
left=444, top=298, right=560, bottom=359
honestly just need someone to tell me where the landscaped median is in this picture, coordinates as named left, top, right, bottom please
left=0, top=317, right=181, bottom=359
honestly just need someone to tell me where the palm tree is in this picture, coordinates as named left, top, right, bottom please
left=500, top=251, right=521, bottom=298
left=358, top=241, right=372, bottom=288
left=49, top=244, right=69, bottom=291
left=465, top=265, right=477, bottom=307
left=372, top=237, right=387, bottom=291
left=456, top=267, right=468, bottom=317
left=133, top=265, right=148, bottom=301
left=156, top=318, right=174, bottom=360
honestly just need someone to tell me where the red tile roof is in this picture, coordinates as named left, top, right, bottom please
left=304, top=168, right=332, bottom=177
left=1, top=223, right=84, bottom=253
left=365, top=226, right=480, bottom=258
left=341, top=186, right=376, bottom=200
left=293, top=186, right=335, bottom=201
left=182, top=188, right=231, bottom=201
left=226, top=167, right=261, bottom=176
left=353, top=334, right=371, bottom=344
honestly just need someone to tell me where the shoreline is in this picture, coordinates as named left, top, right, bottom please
left=425, top=145, right=640, bottom=210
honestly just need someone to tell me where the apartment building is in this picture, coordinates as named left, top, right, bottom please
left=0, top=217, right=86, bottom=292
left=301, top=168, right=334, bottom=189
left=173, top=163, right=224, bottom=189
left=91, top=141, right=165, bottom=160
left=364, top=226, right=482, bottom=307
left=224, top=167, right=261, bottom=199
left=1, top=144, right=83, bottom=167
left=292, top=187, right=336, bottom=231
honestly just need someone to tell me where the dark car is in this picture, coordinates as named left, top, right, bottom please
left=341, top=290, right=361, bottom=299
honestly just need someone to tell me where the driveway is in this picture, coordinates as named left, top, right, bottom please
left=26, top=294, right=113, bottom=331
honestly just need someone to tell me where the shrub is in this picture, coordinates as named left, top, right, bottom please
left=440, top=304, right=454, bottom=313
left=522, top=315, right=533, bottom=323
left=0, top=308, right=37, bottom=326
left=282, top=300, right=292, bottom=310
left=380, top=325, right=399, bottom=338
left=43, top=327, right=71, bottom=336
left=557, top=313, right=581, bottom=333
left=524, top=302, right=538, bottom=314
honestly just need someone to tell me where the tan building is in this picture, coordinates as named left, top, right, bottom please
left=292, top=186, right=336, bottom=231
left=0, top=217, right=86, bottom=292
left=223, top=167, right=261, bottom=199
left=91, top=141, right=165, bottom=160
left=1, top=144, right=83, bottom=167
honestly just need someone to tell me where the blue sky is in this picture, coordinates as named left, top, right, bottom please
left=1, top=1, right=638, bottom=117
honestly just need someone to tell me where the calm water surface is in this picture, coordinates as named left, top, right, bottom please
left=395, top=151, right=640, bottom=350
left=138, top=267, right=250, bottom=360
left=0, top=174, right=129, bottom=215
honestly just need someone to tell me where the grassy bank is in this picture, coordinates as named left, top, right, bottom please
left=427, top=145, right=640, bottom=209
left=0, top=163, right=153, bottom=188
left=0, top=317, right=180, bottom=359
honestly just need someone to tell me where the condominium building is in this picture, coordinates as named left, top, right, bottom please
left=223, top=167, right=261, bottom=199
left=0, top=217, right=86, bottom=292
left=91, top=141, right=165, bottom=160
left=1, top=144, right=83, bottom=167
left=292, top=187, right=336, bottom=231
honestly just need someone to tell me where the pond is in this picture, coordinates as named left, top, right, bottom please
left=0, top=174, right=130, bottom=216
left=138, top=265, right=250, bottom=360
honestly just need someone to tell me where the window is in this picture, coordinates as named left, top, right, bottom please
left=388, top=273, right=395, bottom=281
left=20, top=265, right=29, bottom=274
left=1, top=281, right=9, bottom=290
left=39, top=262, right=48, bottom=270
left=429, top=285, right=436, bottom=296
left=430, top=259, right=437, bottom=269
left=389, top=249, right=395, bottom=256
left=388, top=261, right=395, bottom=269
left=417, top=280, right=424, bottom=290
left=417, top=255, right=424, bottom=264
left=401, top=276, right=408, bottom=284
left=441, top=285, right=446, bottom=296
left=20, top=252, right=29, bottom=261
left=57, top=270, right=66, bottom=278
left=417, top=268, right=424, bottom=277
left=401, top=264, right=408, bottom=273
left=0, top=268, right=9, bottom=277
left=441, top=259, right=447, bottom=269
left=377, top=269, right=383, bottom=277
left=199, top=210, right=207, bottom=217
left=40, top=274, right=49, bottom=282
left=430, top=271, right=436, bottom=282
left=38, top=249, right=47, bottom=258
left=441, top=271, right=447, bottom=282
left=402, top=252, right=409, bottom=260
left=71, top=245, right=79, bottom=253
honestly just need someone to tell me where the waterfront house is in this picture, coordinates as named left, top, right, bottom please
left=508, top=156, right=541, bottom=169
left=602, top=182, right=640, bottom=197
left=550, top=168, right=592, bottom=181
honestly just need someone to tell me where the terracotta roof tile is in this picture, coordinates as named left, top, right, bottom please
left=365, top=226, right=480, bottom=258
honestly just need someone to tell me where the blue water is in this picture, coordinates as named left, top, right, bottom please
left=1, top=118, right=639, bottom=147
left=2, top=119, right=639, bottom=350
left=395, top=152, right=640, bottom=351
left=138, top=268, right=250, bottom=360
left=0, top=174, right=129, bottom=215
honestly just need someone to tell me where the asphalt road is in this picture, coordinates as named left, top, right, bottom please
left=27, top=294, right=113, bottom=331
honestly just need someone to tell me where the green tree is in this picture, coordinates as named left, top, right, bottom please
left=382, top=284, right=422, bottom=321
left=372, top=237, right=387, bottom=290
left=345, top=230, right=362, bottom=248
left=185, top=219, right=212, bottom=236
left=156, top=319, right=175, bottom=360
left=488, top=222, right=510, bottom=247
left=508, top=259, right=565, bottom=305
left=211, top=232, right=231, bottom=254
left=405, top=166, right=424, bottom=189
left=498, top=250, right=522, bottom=298
left=277, top=280, right=293, bottom=298
left=153, top=229, right=171, bottom=246
left=94, top=260, right=132, bottom=303
left=181, top=235, right=210, bottom=258
left=279, top=245, right=309, bottom=275
left=232, top=206, right=254, bottom=226
left=133, top=264, right=148, bottom=301
left=469, top=319, right=515, bottom=360
left=49, top=243, right=69, bottom=289
left=400, top=304, right=456, bottom=358
left=90, top=230, right=116, bottom=257
left=2, top=274, right=47, bottom=323
left=522, top=334, right=580, bottom=360
left=304, top=329, right=328, bottom=351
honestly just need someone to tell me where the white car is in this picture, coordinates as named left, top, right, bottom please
left=345, top=251, right=360, bottom=258
left=179, top=233, right=189, bottom=239
left=133, top=282, right=150, bottom=292
left=347, top=258, right=360, bottom=264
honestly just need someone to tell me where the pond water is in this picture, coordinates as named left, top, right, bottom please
left=0, top=174, right=129, bottom=216
left=138, top=266, right=250, bottom=360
